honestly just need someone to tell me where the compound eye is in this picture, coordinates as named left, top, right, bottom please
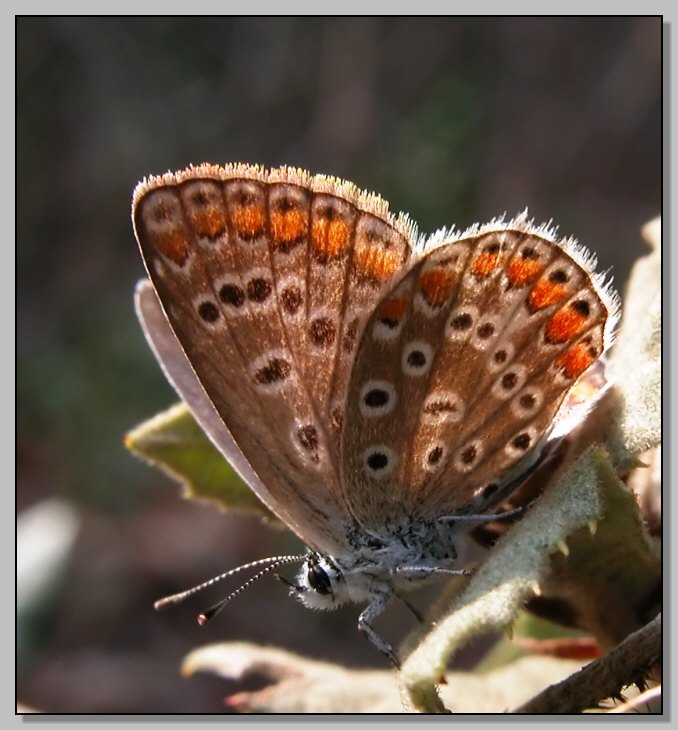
left=307, top=563, right=332, bottom=595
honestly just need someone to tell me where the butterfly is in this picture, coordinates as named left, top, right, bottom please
left=131, top=163, right=617, bottom=666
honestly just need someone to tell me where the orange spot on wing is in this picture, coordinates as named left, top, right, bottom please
left=354, top=244, right=400, bottom=282
left=507, top=258, right=542, bottom=287
left=311, top=217, right=350, bottom=259
left=379, top=295, right=409, bottom=323
left=190, top=209, right=227, bottom=239
left=230, top=203, right=265, bottom=239
left=270, top=208, right=308, bottom=245
left=471, top=251, right=504, bottom=278
left=546, top=307, right=588, bottom=344
left=153, top=229, right=190, bottom=266
left=555, top=342, right=597, bottom=379
left=419, top=268, right=456, bottom=307
left=529, top=278, right=567, bottom=311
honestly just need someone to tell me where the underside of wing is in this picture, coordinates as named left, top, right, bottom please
left=341, top=220, right=618, bottom=527
left=132, top=163, right=416, bottom=550
left=135, top=279, right=304, bottom=527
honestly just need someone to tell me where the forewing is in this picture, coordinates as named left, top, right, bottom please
left=135, top=280, right=294, bottom=523
left=341, top=224, right=617, bottom=526
left=132, top=163, right=415, bottom=550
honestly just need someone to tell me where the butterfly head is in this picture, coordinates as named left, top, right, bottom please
left=302, top=553, right=347, bottom=608
left=284, top=553, right=351, bottom=610
left=281, top=551, right=395, bottom=611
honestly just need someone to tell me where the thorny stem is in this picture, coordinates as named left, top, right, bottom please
left=514, top=613, right=661, bottom=713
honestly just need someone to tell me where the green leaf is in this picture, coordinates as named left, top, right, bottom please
left=125, top=402, right=274, bottom=520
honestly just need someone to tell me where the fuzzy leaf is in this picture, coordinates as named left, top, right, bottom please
left=400, top=447, right=658, bottom=712
left=531, top=454, right=660, bottom=650
left=181, top=641, right=584, bottom=713
left=607, top=217, right=661, bottom=458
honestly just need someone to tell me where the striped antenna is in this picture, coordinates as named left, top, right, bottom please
left=154, top=554, right=306, bottom=615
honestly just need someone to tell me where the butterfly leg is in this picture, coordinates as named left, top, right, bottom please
left=437, top=504, right=527, bottom=525
left=357, top=592, right=399, bottom=668
left=395, top=564, right=473, bottom=579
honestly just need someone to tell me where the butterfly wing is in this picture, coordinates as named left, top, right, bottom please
left=340, top=221, right=618, bottom=527
left=135, top=279, right=298, bottom=520
left=132, top=163, right=415, bottom=552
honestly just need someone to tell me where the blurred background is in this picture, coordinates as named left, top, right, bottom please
left=17, top=17, right=661, bottom=713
